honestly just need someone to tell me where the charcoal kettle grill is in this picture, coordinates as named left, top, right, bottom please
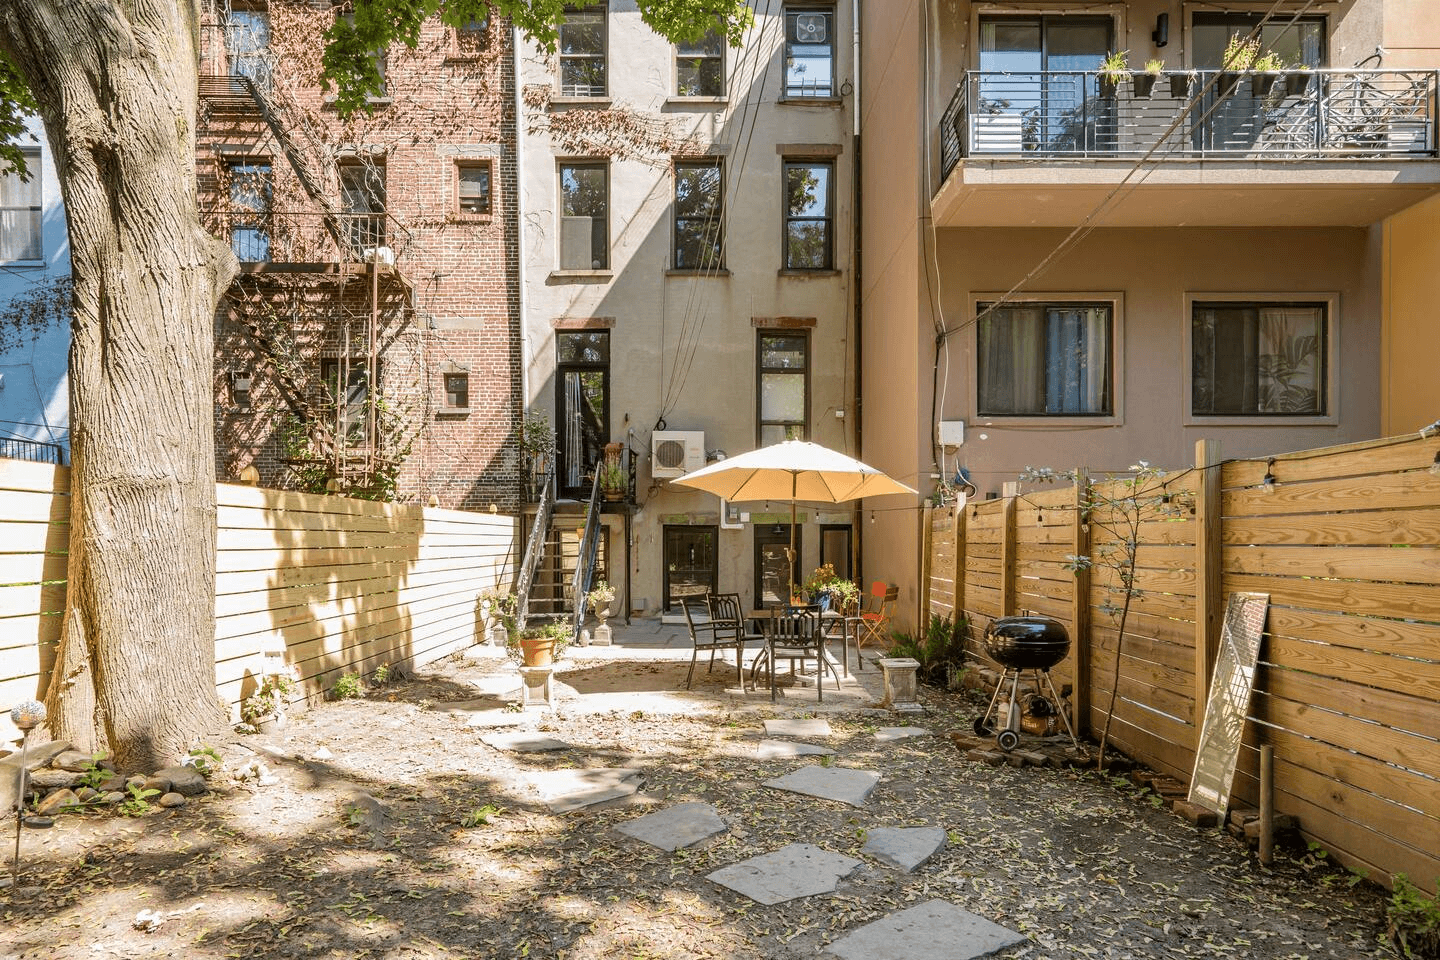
left=974, top=615, right=1081, bottom=753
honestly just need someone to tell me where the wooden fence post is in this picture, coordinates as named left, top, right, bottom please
left=1000, top=485, right=1017, bottom=617
left=1069, top=470, right=1091, bottom=737
left=920, top=501, right=934, bottom=623
left=952, top=502, right=966, bottom=625
left=1195, top=438, right=1223, bottom=745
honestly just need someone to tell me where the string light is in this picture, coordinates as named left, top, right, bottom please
left=1260, top=459, right=1278, bottom=496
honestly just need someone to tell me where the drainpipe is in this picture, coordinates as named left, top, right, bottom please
left=851, top=0, right=865, bottom=586
left=513, top=25, right=531, bottom=582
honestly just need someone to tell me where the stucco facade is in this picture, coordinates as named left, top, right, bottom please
left=518, top=2, right=859, bottom=616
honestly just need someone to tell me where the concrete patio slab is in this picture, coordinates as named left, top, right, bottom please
left=764, top=718, right=833, bottom=738
left=825, top=899, right=1025, bottom=960
left=755, top=739, right=836, bottom=759
left=875, top=726, right=932, bottom=742
left=764, top=766, right=880, bottom=807
left=480, top=732, right=572, bottom=752
left=707, top=843, right=862, bottom=905
left=861, top=826, right=947, bottom=872
left=615, top=801, right=728, bottom=851
left=528, top=768, right=643, bottom=813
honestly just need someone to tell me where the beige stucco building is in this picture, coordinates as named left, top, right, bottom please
left=860, top=0, right=1440, bottom=628
left=517, top=2, right=859, bottom=617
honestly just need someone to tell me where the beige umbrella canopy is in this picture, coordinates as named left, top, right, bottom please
left=672, top=440, right=916, bottom=600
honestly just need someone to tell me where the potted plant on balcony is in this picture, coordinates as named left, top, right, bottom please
left=1168, top=69, right=1196, bottom=99
left=1217, top=34, right=1259, bottom=97
left=1098, top=49, right=1128, bottom=98
left=599, top=460, right=627, bottom=501
left=519, top=411, right=553, bottom=501
left=1252, top=50, right=1285, bottom=98
left=1283, top=63, right=1312, bottom=97
left=1132, top=59, right=1163, bottom=98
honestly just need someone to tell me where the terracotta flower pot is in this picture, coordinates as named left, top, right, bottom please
left=519, top=636, right=555, bottom=668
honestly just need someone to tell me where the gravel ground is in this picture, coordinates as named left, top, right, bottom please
left=0, top=644, right=1399, bottom=960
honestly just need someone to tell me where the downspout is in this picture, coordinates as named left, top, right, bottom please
left=852, top=0, right=865, bottom=587
left=513, top=25, right=531, bottom=578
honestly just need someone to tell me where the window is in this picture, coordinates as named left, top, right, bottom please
left=1192, top=13, right=1325, bottom=68
left=784, top=6, right=835, bottom=97
left=977, top=16, right=1112, bottom=153
left=783, top=160, right=833, bottom=270
left=444, top=373, right=469, bottom=408
left=1191, top=300, right=1328, bottom=417
left=673, top=159, right=723, bottom=270
left=754, top=524, right=799, bottom=608
left=339, top=11, right=388, bottom=97
left=559, top=161, right=608, bottom=270
left=677, top=28, right=723, bottom=96
left=757, top=333, right=808, bottom=445
left=455, top=160, right=492, bottom=217
left=556, top=331, right=609, bottom=497
left=0, top=148, right=42, bottom=262
left=320, top=358, right=376, bottom=446
left=453, top=12, right=490, bottom=56
left=559, top=5, right=606, bottom=97
left=666, top=526, right=716, bottom=612
left=339, top=161, right=386, bottom=255
left=227, top=161, right=271, bottom=262
left=225, top=8, right=271, bottom=90
left=977, top=300, right=1113, bottom=417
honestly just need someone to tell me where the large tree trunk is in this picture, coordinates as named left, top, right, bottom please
left=0, top=1, right=235, bottom=769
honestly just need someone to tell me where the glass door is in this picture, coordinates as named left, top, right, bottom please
left=556, top=331, right=609, bottom=498
left=978, top=17, right=1112, bottom=153
left=754, top=524, right=801, bottom=609
left=664, top=526, right=716, bottom=612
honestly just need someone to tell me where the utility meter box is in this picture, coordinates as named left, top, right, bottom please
left=937, top=420, right=966, bottom=447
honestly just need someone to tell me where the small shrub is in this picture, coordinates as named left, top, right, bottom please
left=184, top=745, right=223, bottom=779
left=241, top=672, right=297, bottom=726
left=372, top=663, right=390, bottom=686
left=1387, top=874, right=1440, bottom=959
left=332, top=673, right=364, bottom=700
left=119, top=782, right=160, bottom=817
left=77, top=753, right=110, bottom=792
left=460, top=803, right=503, bottom=828
left=887, top=613, right=967, bottom=686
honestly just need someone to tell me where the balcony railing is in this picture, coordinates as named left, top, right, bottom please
left=202, top=209, right=413, bottom=267
left=0, top=436, right=68, bottom=466
left=941, top=69, right=1439, bottom=180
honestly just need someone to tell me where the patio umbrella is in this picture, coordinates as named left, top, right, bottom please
left=672, top=440, right=916, bottom=601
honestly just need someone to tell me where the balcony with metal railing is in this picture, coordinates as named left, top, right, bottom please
left=933, top=69, right=1440, bottom=228
left=202, top=209, right=414, bottom=275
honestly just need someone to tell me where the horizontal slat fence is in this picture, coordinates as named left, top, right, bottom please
left=923, top=436, right=1440, bottom=894
left=1, top=459, right=518, bottom=743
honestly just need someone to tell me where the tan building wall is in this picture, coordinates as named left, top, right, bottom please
left=1381, top=192, right=1440, bottom=436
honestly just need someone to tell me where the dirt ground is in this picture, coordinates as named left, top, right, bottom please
left=0, top=646, right=1400, bottom=960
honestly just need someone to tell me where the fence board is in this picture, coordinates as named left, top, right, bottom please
left=1225, top=544, right=1440, bottom=585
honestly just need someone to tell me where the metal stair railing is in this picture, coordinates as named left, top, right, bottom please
left=515, top=470, right=554, bottom=632
left=570, top=471, right=603, bottom=642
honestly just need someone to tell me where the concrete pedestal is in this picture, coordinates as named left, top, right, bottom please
left=518, top=665, right=555, bottom=709
left=878, top=657, right=924, bottom=713
left=592, top=620, right=613, bottom=646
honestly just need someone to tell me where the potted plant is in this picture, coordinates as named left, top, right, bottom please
left=1284, top=63, right=1312, bottom=97
left=1168, top=69, right=1196, bottom=99
left=1217, top=34, right=1259, bottom=97
left=479, top=587, right=517, bottom=647
left=240, top=667, right=299, bottom=733
left=508, top=620, right=572, bottom=668
left=1098, top=49, right=1128, bottom=98
left=586, top=580, right=616, bottom=645
left=1252, top=50, right=1285, bottom=97
left=1132, top=58, right=1163, bottom=98
left=802, top=563, right=859, bottom=614
left=518, top=411, right=553, bottom=501
left=599, top=461, right=626, bottom=500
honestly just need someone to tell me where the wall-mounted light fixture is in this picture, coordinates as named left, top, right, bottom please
left=1152, top=12, right=1170, bottom=48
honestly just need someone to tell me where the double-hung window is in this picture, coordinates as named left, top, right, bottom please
left=560, top=5, right=607, bottom=96
left=784, top=6, right=835, bottom=97
left=338, top=10, right=388, bottom=98
left=783, top=160, right=833, bottom=270
left=339, top=161, right=387, bottom=256
left=0, top=148, right=42, bottom=262
left=1190, top=299, right=1329, bottom=417
left=673, top=159, right=723, bottom=270
left=225, top=7, right=271, bottom=91
left=321, top=358, right=377, bottom=446
left=559, top=161, right=608, bottom=270
left=757, top=333, right=809, bottom=445
left=455, top=160, right=492, bottom=217
left=227, top=160, right=272, bottom=262
left=677, top=28, right=724, bottom=96
left=977, top=300, right=1114, bottom=417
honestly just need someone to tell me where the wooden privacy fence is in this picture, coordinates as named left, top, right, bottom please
left=921, top=435, right=1440, bottom=894
left=0, top=457, right=518, bottom=744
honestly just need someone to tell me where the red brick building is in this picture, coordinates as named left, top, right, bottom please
left=197, top=0, right=521, bottom=511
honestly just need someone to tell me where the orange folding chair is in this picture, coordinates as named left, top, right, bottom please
left=854, top=581, right=898, bottom=649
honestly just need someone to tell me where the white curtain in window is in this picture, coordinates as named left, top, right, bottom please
left=1257, top=307, right=1322, bottom=413
left=0, top=164, right=41, bottom=261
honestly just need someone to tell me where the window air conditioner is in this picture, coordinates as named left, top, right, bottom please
left=651, top=430, right=705, bottom=479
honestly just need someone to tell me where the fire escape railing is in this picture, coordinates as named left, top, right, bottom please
left=570, top=471, right=603, bottom=642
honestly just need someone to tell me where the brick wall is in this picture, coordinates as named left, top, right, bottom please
left=199, top=2, right=521, bottom=511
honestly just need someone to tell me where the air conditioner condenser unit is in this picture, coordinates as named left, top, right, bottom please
left=651, top=430, right=705, bottom=478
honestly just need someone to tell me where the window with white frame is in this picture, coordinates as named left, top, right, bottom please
left=976, top=300, right=1113, bottom=416
left=560, top=5, right=607, bottom=96
left=677, top=28, right=724, bottom=96
left=559, top=161, right=608, bottom=270
left=784, top=6, right=835, bottom=97
left=455, top=160, right=492, bottom=217
left=0, top=148, right=42, bottom=262
left=1191, top=300, right=1329, bottom=416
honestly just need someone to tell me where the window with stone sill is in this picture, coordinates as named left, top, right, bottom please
left=454, top=160, right=493, bottom=218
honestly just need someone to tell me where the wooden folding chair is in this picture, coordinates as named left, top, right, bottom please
left=854, top=581, right=898, bottom=649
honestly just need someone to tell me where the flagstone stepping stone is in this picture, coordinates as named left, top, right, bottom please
left=707, top=842, right=861, bottom=905
left=528, top=768, right=643, bottom=813
left=825, top=899, right=1025, bottom=960
left=861, top=826, right=947, bottom=873
left=756, top=739, right=836, bottom=759
left=764, top=718, right=833, bottom=738
left=764, top=766, right=880, bottom=807
left=616, top=801, right=728, bottom=851
left=874, top=726, right=932, bottom=742
left=480, top=732, right=571, bottom=752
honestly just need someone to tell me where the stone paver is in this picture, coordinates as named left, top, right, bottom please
left=861, top=826, right=947, bottom=872
left=528, top=768, right=643, bottom=813
left=480, top=732, right=572, bottom=752
left=764, top=766, right=880, bottom=807
left=707, top=842, right=862, bottom=905
left=756, top=739, right=836, bottom=759
left=616, top=801, right=728, bottom=851
left=825, top=899, right=1025, bottom=960
left=874, top=726, right=932, bottom=742
left=764, top=718, right=833, bottom=738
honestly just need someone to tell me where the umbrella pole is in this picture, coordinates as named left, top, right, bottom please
left=788, top=499, right=797, bottom=602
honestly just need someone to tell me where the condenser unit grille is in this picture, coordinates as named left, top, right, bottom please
left=655, top=439, right=687, bottom=471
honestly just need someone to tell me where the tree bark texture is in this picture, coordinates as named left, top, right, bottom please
left=0, top=1, right=235, bottom=768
